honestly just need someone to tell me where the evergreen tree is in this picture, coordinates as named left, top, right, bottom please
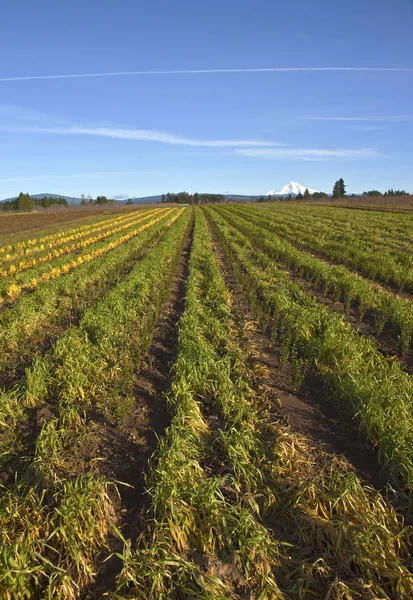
left=332, top=178, right=346, bottom=198
left=303, top=188, right=311, bottom=199
left=17, top=192, right=33, bottom=211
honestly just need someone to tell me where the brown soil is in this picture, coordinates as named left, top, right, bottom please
left=206, top=216, right=393, bottom=493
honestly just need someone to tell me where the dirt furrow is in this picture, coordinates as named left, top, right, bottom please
left=88, top=215, right=193, bottom=597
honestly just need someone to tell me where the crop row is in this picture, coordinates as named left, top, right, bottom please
left=0, top=207, right=163, bottom=285
left=114, top=209, right=286, bottom=597
left=206, top=207, right=413, bottom=490
left=0, top=206, right=158, bottom=267
left=237, top=204, right=413, bottom=291
left=261, top=203, right=413, bottom=255
left=0, top=207, right=183, bottom=389
left=0, top=207, right=185, bottom=458
left=0, top=208, right=174, bottom=302
left=0, top=205, right=153, bottom=258
left=113, top=208, right=413, bottom=599
left=216, top=205, right=413, bottom=354
left=0, top=208, right=189, bottom=598
left=1, top=206, right=412, bottom=598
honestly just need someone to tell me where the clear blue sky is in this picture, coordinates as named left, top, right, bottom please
left=1, top=0, right=412, bottom=199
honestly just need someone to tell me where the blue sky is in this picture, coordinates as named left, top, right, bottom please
left=1, top=0, right=412, bottom=199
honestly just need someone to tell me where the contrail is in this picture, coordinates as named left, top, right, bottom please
left=0, top=66, right=412, bottom=82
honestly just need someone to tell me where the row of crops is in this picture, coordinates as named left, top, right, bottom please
left=0, top=204, right=413, bottom=598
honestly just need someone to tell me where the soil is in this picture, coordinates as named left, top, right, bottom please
left=206, top=216, right=395, bottom=494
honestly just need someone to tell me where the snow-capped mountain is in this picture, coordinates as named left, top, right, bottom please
left=267, top=181, right=322, bottom=196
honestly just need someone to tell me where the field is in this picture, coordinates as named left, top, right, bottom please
left=1, top=203, right=413, bottom=599
left=304, top=195, right=413, bottom=213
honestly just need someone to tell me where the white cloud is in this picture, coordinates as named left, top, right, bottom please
left=0, top=105, right=381, bottom=160
left=300, top=115, right=413, bottom=122
left=352, top=126, right=387, bottom=131
left=0, top=66, right=411, bottom=82
left=236, top=147, right=379, bottom=161
left=5, top=124, right=283, bottom=148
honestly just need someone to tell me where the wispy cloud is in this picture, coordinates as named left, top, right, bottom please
left=300, top=115, right=413, bottom=122
left=352, top=125, right=387, bottom=131
left=5, top=124, right=283, bottom=148
left=0, top=66, right=411, bottom=82
left=236, top=147, right=380, bottom=161
left=0, top=106, right=381, bottom=162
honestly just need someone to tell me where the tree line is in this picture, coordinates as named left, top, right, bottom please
left=0, top=193, right=116, bottom=212
left=0, top=193, right=69, bottom=212
left=79, top=194, right=115, bottom=205
left=161, top=192, right=227, bottom=205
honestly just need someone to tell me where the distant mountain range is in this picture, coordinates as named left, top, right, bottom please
left=0, top=193, right=165, bottom=206
left=1, top=192, right=258, bottom=205
left=1, top=193, right=82, bottom=204
left=0, top=183, right=325, bottom=205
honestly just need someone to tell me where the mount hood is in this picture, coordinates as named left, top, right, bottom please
left=267, top=181, right=322, bottom=196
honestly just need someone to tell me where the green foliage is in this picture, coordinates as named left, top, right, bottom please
left=239, top=202, right=413, bottom=292
left=115, top=209, right=283, bottom=598
left=207, top=205, right=413, bottom=490
left=18, top=193, right=33, bottom=211
left=95, top=195, right=114, bottom=204
left=0, top=194, right=69, bottom=211
left=332, top=178, right=346, bottom=197
left=221, top=204, right=413, bottom=353
left=0, top=208, right=190, bottom=597
left=164, top=191, right=227, bottom=205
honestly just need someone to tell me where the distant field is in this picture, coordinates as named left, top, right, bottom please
left=0, top=203, right=160, bottom=244
left=0, top=204, right=413, bottom=599
left=305, top=194, right=413, bottom=212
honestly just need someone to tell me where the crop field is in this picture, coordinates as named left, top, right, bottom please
left=1, top=203, right=413, bottom=599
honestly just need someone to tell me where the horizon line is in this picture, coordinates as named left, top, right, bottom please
left=0, top=66, right=412, bottom=82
